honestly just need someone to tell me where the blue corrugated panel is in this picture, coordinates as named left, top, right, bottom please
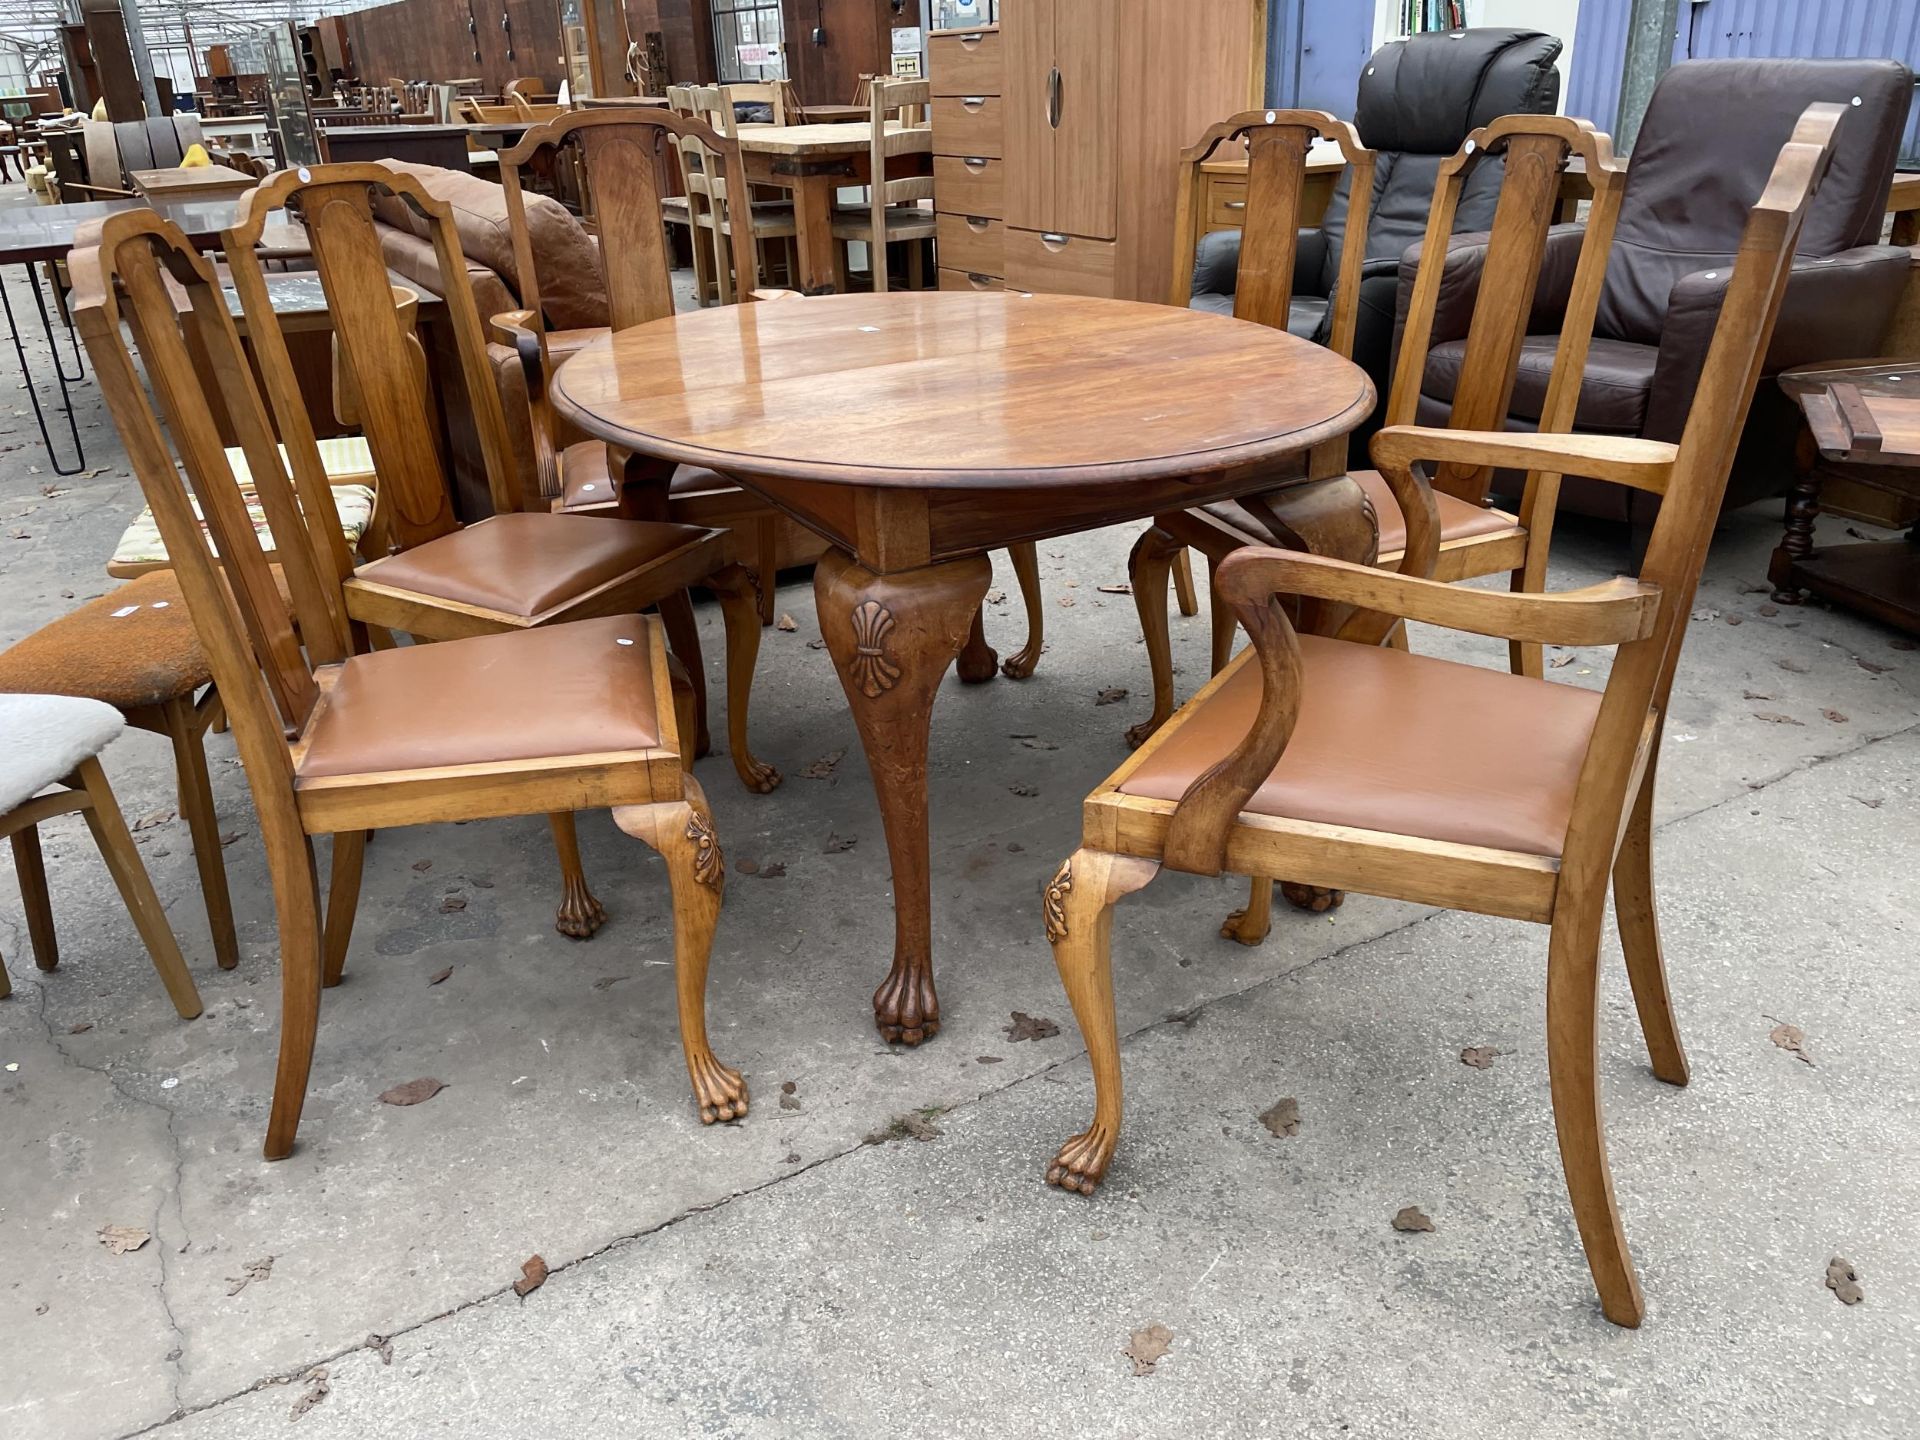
left=1565, top=0, right=1920, bottom=161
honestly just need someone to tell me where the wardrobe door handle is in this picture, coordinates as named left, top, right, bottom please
left=1047, top=67, right=1061, bottom=129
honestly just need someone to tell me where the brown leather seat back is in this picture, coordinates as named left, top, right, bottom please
left=1595, top=57, right=1912, bottom=345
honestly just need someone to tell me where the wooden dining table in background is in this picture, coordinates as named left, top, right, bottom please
left=550, top=291, right=1374, bottom=1046
left=733, top=121, right=927, bottom=294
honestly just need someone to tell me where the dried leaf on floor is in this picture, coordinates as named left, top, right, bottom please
left=428, top=967, right=454, bottom=986
left=411, top=859, right=433, bottom=872
left=798, top=749, right=845, bottom=779
left=1768, top=1022, right=1814, bottom=1067
left=759, top=862, right=787, bottom=878
left=513, top=1255, right=548, bottom=1297
left=591, top=975, right=629, bottom=991
left=289, top=1367, right=329, bottom=1421
left=866, top=1109, right=944, bottom=1144
left=779, top=1080, right=800, bottom=1111
left=219, top=831, right=242, bottom=847
left=1826, top=1256, right=1864, bottom=1306
left=1854, top=796, right=1884, bottom=809
left=776, top=613, right=798, bottom=632
left=737, top=858, right=760, bottom=875
left=132, top=808, right=174, bottom=831
left=366, top=1333, right=394, bottom=1366
left=1009, top=782, right=1038, bottom=797
left=1460, top=1046, right=1497, bottom=1070
left=98, top=1224, right=151, bottom=1255
left=1776, top=658, right=1810, bottom=674
left=1549, top=653, right=1576, bottom=668
left=807, top=638, right=826, bottom=650
left=1005, top=1011, right=1060, bottom=1042
left=1124, top=1323, right=1174, bottom=1377
left=1097, top=582, right=1132, bottom=595
left=1743, top=690, right=1775, bottom=701
left=822, top=832, right=857, bottom=854
left=1258, top=1097, right=1300, bottom=1138
left=1724, top=614, right=1743, bottom=626
left=1391, top=1206, right=1436, bottom=1234
left=1893, top=638, right=1918, bottom=652
left=378, top=1077, right=446, bottom=1106
left=68, top=1022, right=92, bottom=1034
left=986, top=588, right=1005, bottom=604
left=976, top=1055, right=1004, bottom=1065
left=440, top=895, right=467, bottom=913
left=1858, top=657, right=1893, bottom=674
left=226, top=1256, right=274, bottom=1297
left=1822, top=709, right=1849, bottom=724
left=1758, top=604, right=1779, bottom=617
left=1058, top=593, right=1076, bottom=607
left=1752, top=711, right=1804, bottom=726
left=1094, top=687, right=1129, bottom=706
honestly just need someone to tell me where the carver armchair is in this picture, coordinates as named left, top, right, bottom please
left=1042, top=104, right=1844, bottom=1328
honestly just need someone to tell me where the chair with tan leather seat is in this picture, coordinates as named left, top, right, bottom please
left=1125, top=109, right=1627, bottom=756
left=1036, top=104, right=1843, bottom=1329
left=217, top=162, right=772, bottom=936
left=73, top=205, right=749, bottom=1161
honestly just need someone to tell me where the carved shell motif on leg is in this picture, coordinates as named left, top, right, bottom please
left=1044, top=858, right=1073, bottom=944
left=847, top=600, right=903, bottom=698
left=685, top=809, right=725, bottom=893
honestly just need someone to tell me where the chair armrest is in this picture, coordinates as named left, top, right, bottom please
left=485, top=311, right=557, bottom=507
left=1645, top=245, right=1912, bottom=442
left=1160, top=543, right=1660, bottom=876
left=1370, top=425, right=1678, bottom=493
left=489, top=307, right=543, bottom=390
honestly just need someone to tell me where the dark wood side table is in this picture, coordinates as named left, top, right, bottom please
left=1771, top=360, right=1920, bottom=633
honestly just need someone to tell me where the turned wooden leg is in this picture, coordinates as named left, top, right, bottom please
left=1612, top=767, right=1688, bottom=1086
left=322, top=830, right=367, bottom=987
left=10, top=825, right=58, bottom=971
left=956, top=605, right=1000, bottom=683
left=166, top=697, right=239, bottom=971
left=1221, top=876, right=1273, bottom=946
left=816, top=547, right=991, bottom=1044
left=1044, top=849, right=1159, bottom=1194
left=75, top=758, right=201, bottom=1021
left=708, top=562, right=780, bottom=793
left=1125, top=525, right=1182, bottom=749
left=1001, top=541, right=1044, bottom=680
left=1171, top=546, right=1199, bottom=617
left=548, top=811, right=607, bottom=939
left=658, top=591, right=712, bottom=759
left=1547, top=884, right=1646, bottom=1328
left=615, top=774, right=748, bottom=1124
left=1770, top=432, right=1821, bottom=604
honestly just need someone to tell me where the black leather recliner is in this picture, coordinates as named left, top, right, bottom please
left=1189, top=27, right=1562, bottom=422
left=1404, top=57, right=1914, bottom=522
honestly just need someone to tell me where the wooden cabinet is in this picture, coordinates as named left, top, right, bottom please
left=932, top=1, right=1263, bottom=301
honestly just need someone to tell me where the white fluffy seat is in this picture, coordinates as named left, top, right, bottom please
left=0, top=693, right=124, bottom=814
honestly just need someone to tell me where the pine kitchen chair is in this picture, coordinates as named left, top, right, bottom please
left=1039, top=104, right=1843, bottom=1329
left=219, top=163, right=773, bottom=937
left=73, top=206, right=749, bottom=1160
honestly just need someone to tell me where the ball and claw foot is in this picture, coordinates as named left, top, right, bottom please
left=874, top=964, right=941, bottom=1046
left=1046, top=1126, right=1114, bottom=1196
left=1123, top=715, right=1163, bottom=750
left=1001, top=643, right=1040, bottom=680
left=955, top=643, right=1000, bottom=684
left=1220, top=905, right=1271, bottom=946
left=738, top=757, right=783, bottom=795
left=1281, top=882, right=1344, bottom=913
left=554, top=879, right=608, bottom=939
left=689, top=1053, right=749, bottom=1124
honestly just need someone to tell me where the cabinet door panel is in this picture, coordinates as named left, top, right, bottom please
left=1050, top=0, right=1118, bottom=240
left=1002, top=0, right=1054, bottom=232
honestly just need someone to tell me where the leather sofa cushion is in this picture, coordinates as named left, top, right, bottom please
left=352, top=512, right=707, bottom=618
left=1120, top=635, right=1601, bottom=858
left=297, top=615, right=660, bottom=779
left=1424, top=334, right=1657, bottom=434
left=1356, top=28, right=1563, bottom=154
left=1189, top=288, right=1328, bottom=341
left=371, top=163, right=610, bottom=330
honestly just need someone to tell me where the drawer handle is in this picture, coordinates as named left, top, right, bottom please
left=961, top=96, right=988, bottom=109
left=1040, top=232, right=1070, bottom=249
left=967, top=272, right=994, bottom=287
left=1224, top=200, right=1246, bottom=210
left=965, top=216, right=991, bottom=232
left=960, top=34, right=983, bottom=47
left=963, top=156, right=989, bottom=170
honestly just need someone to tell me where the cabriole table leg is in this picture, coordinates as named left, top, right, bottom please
left=815, top=547, right=992, bottom=1044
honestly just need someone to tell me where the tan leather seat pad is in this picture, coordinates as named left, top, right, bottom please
left=1355, top=469, right=1517, bottom=555
left=559, top=443, right=731, bottom=511
left=298, top=615, right=660, bottom=779
left=1120, top=635, right=1601, bottom=858
left=356, top=512, right=705, bottom=618
left=0, top=571, right=209, bottom=710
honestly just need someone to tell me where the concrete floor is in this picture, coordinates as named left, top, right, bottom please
left=1, top=254, right=1918, bottom=1440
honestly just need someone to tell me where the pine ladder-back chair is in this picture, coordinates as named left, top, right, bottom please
left=828, top=77, right=935, bottom=293
left=1129, top=111, right=1628, bottom=752
left=71, top=206, right=749, bottom=1161
left=1038, top=103, right=1844, bottom=1328
left=219, top=163, right=770, bottom=935
left=494, top=111, right=789, bottom=790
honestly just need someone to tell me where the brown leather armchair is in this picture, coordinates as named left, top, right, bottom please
left=1400, top=57, right=1914, bottom=523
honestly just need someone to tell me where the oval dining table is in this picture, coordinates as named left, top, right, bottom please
left=550, top=290, right=1375, bottom=1046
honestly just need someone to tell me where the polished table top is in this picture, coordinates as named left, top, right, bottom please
left=548, top=291, right=1373, bottom=491
left=0, top=196, right=244, bottom=263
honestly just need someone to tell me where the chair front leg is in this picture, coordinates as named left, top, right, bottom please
left=10, top=824, right=58, bottom=971
left=169, top=695, right=239, bottom=970
left=75, top=759, right=201, bottom=1021
left=1044, top=848, right=1159, bottom=1195
left=614, top=775, right=748, bottom=1125
left=323, top=830, right=368, bottom=984
left=1171, top=547, right=1199, bottom=617
left=548, top=812, right=608, bottom=938
left=708, top=562, right=781, bottom=794
left=1125, top=526, right=1183, bottom=748
left=1611, top=766, right=1688, bottom=1085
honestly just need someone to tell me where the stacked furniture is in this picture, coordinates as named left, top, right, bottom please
left=930, top=0, right=1264, bottom=300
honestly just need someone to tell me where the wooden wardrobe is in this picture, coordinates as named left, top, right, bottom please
left=932, top=0, right=1265, bottom=302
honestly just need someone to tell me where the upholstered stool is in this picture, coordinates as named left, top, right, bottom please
left=0, top=694, right=201, bottom=1016
left=0, top=572, right=238, bottom=970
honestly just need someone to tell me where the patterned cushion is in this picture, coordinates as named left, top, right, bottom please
left=109, top=439, right=376, bottom=579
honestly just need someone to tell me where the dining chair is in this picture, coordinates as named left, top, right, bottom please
left=73, top=206, right=750, bottom=1160
left=828, top=77, right=935, bottom=293
left=1, top=693, right=202, bottom=1018
left=0, top=576, right=239, bottom=972
left=1038, top=104, right=1843, bottom=1328
left=1128, top=111, right=1628, bottom=750
left=720, top=80, right=791, bottom=126
left=495, top=109, right=787, bottom=785
left=693, top=84, right=801, bottom=291
left=218, top=163, right=771, bottom=935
